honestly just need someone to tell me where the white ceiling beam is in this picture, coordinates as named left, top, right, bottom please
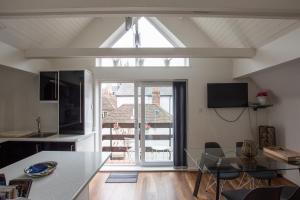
left=0, top=0, right=300, bottom=19
left=25, top=48, right=256, bottom=59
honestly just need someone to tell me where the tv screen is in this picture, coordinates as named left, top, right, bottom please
left=207, top=83, right=248, bottom=108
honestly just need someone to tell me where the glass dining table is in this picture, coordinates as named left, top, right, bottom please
left=185, top=148, right=300, bottom=200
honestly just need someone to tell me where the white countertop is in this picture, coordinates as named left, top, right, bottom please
left=0, top=131, right=34, bottom=138
left=0, top=151, right=110, bottom=200
left=0, top=133, right=94, bottom=144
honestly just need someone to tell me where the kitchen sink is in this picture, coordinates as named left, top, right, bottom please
left=29, top=132, right=57, bottom=138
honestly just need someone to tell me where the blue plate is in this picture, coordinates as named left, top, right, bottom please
left=24, top=161, right=57, bottom=177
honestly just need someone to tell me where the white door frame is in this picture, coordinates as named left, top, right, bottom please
left=100, top=81, right=173, bottom=167
left=134, top=82, right=140, bottom=165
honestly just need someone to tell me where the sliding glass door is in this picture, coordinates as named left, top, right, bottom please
left=101, top=82, right=136, bottom=165
left=101, top=82, right=173, bottom=166
left=137, top=82, right=174, bottom=166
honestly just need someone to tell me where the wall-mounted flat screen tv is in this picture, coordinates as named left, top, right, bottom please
left=207, top=83, right=248, bottom=108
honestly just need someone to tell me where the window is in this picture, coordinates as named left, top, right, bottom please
left=96, top=17, right=189, bottom=67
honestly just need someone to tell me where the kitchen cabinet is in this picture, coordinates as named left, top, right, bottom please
left=0, top=141, right=76, bottom=168
left=59, top=71, right=84, bottom=135
left=0, top=143, right=6, bottom=168
left=39, top=70, right=93, bottom=135
left=40, top=71, right=58, bottom=101
left=1, top=141, right=37, bottom=167
left=42, top=142, right=75, bottom=151
left=59, top=70, right=93, bottom=135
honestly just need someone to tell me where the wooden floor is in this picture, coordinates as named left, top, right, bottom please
left=89, top=172, right=295, bottom=200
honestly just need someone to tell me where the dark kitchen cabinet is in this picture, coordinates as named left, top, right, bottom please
left=39, top=69, right=93, bottom=135
left=2, top=141, right=38, bottom=167
left=0, top=141, right=76, bottom=168
left=0, top=143, right=6, bottom=168
left=59, top=71, right=85, bottom=135
left=40, top=71, right=58, bottom=101
left=42, top=142, right=75, bottom=151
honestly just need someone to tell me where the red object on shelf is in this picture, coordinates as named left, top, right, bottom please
left=256, top=91, right=268, bottom=97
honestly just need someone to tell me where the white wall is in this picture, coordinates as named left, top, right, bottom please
left=251, top=59, right=300, bottom=185
left=0, top=65, right=58, bottom=133
left=49, top=58, right=266, bottom=167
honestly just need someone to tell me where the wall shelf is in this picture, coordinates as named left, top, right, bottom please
left=249, top=103, right=273, bottom=111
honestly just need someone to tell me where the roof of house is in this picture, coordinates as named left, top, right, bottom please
left=102, top=95, right=117, bottom=112
left=115, top=83, right=172, bottom=96
left=103, top=104, right=172, bottom=124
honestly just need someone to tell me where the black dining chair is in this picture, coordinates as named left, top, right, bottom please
left=205, top=142, right=224, bottom=191
left=236, top=141, right=278, bottom=188
left=205, top=142, right=226, bottom=158
left=235, top=142, right=243, bottom=156
left=204, top=142, right=240, bottom=193
left=281, top=186, right=300, bottom=200
left=222, top=186, right=282, bottom=200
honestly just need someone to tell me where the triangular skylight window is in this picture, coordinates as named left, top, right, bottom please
left=96, top=17, right=189, bottom=67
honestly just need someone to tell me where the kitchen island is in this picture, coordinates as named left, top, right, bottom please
left=0, top=151, right=110, bottom=200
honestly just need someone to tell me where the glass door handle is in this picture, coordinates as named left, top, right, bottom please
left=54, top=73, right=57, bottom=100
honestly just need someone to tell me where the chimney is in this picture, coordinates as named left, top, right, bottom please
left=152, top=87, right=160, bottom=106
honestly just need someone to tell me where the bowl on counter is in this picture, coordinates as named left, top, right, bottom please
left=24, top=161, right=58, bottom=177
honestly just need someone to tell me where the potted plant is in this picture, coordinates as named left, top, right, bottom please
left=164, top=58, right=172, bottom=67
left=256, top=91, right=268, bottom=105
left=241, top=140, right=258, bottom=158
left=145, top=123, right=151, bottom=131
left=113, top=122, right=120, bottom=130
left=137, top=58, right=144, bottom=66
left=112, top=59, right=120, bottom=67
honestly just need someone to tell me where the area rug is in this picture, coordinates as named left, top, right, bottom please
left=105, top=172, right=139, bottom=183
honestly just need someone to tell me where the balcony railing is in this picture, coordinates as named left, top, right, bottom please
left=102, top=134, right=173, bottom=152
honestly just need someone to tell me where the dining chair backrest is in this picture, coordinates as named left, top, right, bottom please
left=287, top=187, right=300, bottom=200
left=236, top=142, right=243, bottom=156
left=199, top=152, right=219, bottom=171
left=204, top=142, right=225, bottom=157
left=244, top=187, right=282, bottom=200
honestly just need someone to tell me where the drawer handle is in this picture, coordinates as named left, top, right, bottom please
left=35, top=144, right=39, bottom=153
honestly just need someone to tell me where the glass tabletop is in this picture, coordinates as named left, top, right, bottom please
left=185, top=148, right=300, bottom=173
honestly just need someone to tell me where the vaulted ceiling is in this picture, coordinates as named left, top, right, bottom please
left=0, top=17, right=93, bottom=49
left=192, top=17, right=299, bottom=48
left=0, top=16, right=299, bottom=50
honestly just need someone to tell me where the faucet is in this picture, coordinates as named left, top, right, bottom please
left=36, top=117, right=41, bottom=134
